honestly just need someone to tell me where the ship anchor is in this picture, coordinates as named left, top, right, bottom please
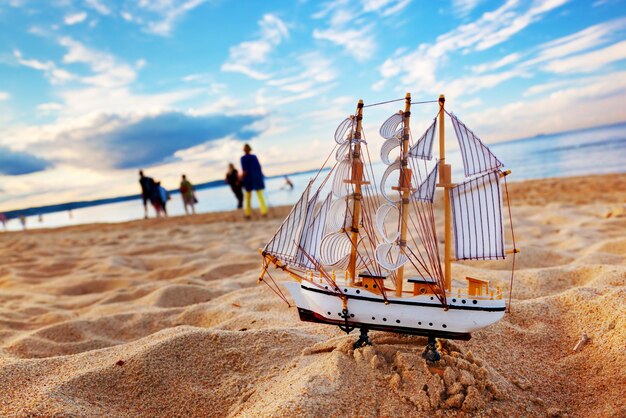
left=353, top=327, right=372, bottom=349
left=338, top=308, right=355, bottom=334
left=422, top=336, right=441, bottom=363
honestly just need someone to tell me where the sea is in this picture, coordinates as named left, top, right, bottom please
left=2, top=122, right=625, bottom=232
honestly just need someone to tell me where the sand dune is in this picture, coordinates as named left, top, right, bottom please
left=0, top=174, right=624, bottom=417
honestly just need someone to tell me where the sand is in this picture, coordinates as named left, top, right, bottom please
left=0, top=173, right=624, bottom=417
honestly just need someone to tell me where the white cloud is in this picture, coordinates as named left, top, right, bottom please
left=452, top=0, right=483, bottom=18
left=458, top=97, right=482, bottom=109
left=544, top=40, right=626, bottom=73
left=58, top=87, right=202, bottom=120
left=59, top=37, right=137, bottom=87
left=64, top=12, right=88, bottom=25
left=0, top=92, right=10, bottom=101
left=362, top=0, right=411, bottom=16
left=472, top=53, right=521, bottom=74
left=527, top=17, right=626, bottom=66
left=376, top=0, right=569, bottom=94
left=36, top=102, right=64, bottom=113
left=469, top=18, right=626, bottom=81
left=312, top=27, right=375, bottom=61
left=221, top=14, right=289, bottom=80
left=435, top=0, right=568, bottom=53
left=268, top=52, right=336, bottom=94
left=84, top=0, right=111, bottom=15
left=522, top=79, right=573, bottom=97
left=137, top=0, right=208, bottom=36
left=187, top=96, right=239, bottom=114
left=121, top=11, right=134, bottom=21
left=13, top=49, right=76, bottom=84
left=442, top=70, right=526, bottom=100
left=462, top=70, right=626, bottom=141
left=312, top=0, right=384, bottom=61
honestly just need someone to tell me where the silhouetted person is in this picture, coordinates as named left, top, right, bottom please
left=158, top=182, right=169, bottom=216
left=240, top=144, right=267, bottom=218
left=180, top=174, right=196, bottom=215
left=225, top=163, right=243, bottom=209
left=139, top=170, right=155, bottom=219
left=19, top=214, right=26, bottom=230
left=283, top=175, right=294, bottom=190
left=151, top=181, right=168, bottom=217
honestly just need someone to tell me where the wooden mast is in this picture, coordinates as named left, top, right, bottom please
left=395, top=92, right=412, bottom=297
left=437, top=94, right=452, bottom=292
left=347, top=100, right=365, bottom=283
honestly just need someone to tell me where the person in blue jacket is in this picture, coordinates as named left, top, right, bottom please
left=240, top=143, right=267, bottom=218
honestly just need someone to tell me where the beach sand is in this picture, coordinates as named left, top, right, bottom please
left=0, top=174, right=624, bottom=417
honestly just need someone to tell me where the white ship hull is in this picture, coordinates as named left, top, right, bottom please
left=283, top=281, right=506, bottom=340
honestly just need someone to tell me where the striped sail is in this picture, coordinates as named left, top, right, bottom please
left=297, top=192, right=332, bottom=268
left=379, top=112, right=403, bottom=140
left=450, top=113, right=502, bottom=177
left=379, top=160, right=402, bottom=203
left=408, top=118, right=436, bottom=160
left=263, top=182, right=313, bottom=264
left=450, top=171, right=505, bottom=260
left=264, top=183, right=334, bottom=269
left=335, top=116, right=356, bottom=144
left=411, top=161, right=439, bottom=203
left=380, top=137, right=400, bottom=165
left=375, top=241, right=410, bottom=272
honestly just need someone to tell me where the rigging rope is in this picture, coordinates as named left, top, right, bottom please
left=363, top=97, right=438, bottom=108
left=411, top=100, right=439, bottom=105
left=503, top=176, right=516, bottom=313
left=263, top=267, right=291, bottom=306
left=363, top=97, right=405, bottom=108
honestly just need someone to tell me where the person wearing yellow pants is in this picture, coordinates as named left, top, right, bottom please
left=244, top=190, right=267, bottom=217
left=240, top=143, right=268, bottom=218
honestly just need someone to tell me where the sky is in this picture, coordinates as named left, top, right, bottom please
left=1, top=0, right=625, bottom=211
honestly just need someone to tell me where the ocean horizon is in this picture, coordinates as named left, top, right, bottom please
left=2, top=121, right=625, bottom=231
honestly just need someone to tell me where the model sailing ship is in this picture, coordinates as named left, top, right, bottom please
left=258, top=93, right=518, bottom=360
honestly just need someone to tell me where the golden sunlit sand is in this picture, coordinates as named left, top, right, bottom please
left=0, top=174, right=624, bottom=417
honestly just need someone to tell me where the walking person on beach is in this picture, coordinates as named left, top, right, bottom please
left=139, top=170, right=155, bottom=219
left=225, top=163, right=243, bottom=209
left=240, top=144, right=267, bottom=218
left=151, top=181, right=169, bottom=217
left=179, top=174, right=196, bottom=215
left=282, top=175, right=294, bottom=190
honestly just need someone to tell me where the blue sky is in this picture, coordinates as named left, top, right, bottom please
left=1, top=0, right=625, bottom=210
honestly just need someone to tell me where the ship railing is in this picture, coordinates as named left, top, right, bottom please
left=453, top=286, right=503, bottom=300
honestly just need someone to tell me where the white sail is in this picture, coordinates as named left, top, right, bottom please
left=380, top=160, right=402, bottom=203
left=263, top=181, right=312, bottom=264
left=335, top=116, right=356, bottom=144
left=332, top=158, right=352, bottom=197
left=375, top=203, right=400, bottom=244
left=375, top=242, right=409, bottom=272
left=335, top=141, right=350, bottom=161
left=327, top=197, right=353, bottom=232
left=319, top=231, right=353, bottom=268
left=410, top=161, right=439, bottom=203
left=450, top=171, right=505, bottom=260
left=450, top=113, right=502, bottom=177
left=380, top=137, right=400, bottom=166
left=408, top=118, right=436, bottom=160
left=297, top=192, right=332, bottom=268
left=379, top=112, right=404, bottom=140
